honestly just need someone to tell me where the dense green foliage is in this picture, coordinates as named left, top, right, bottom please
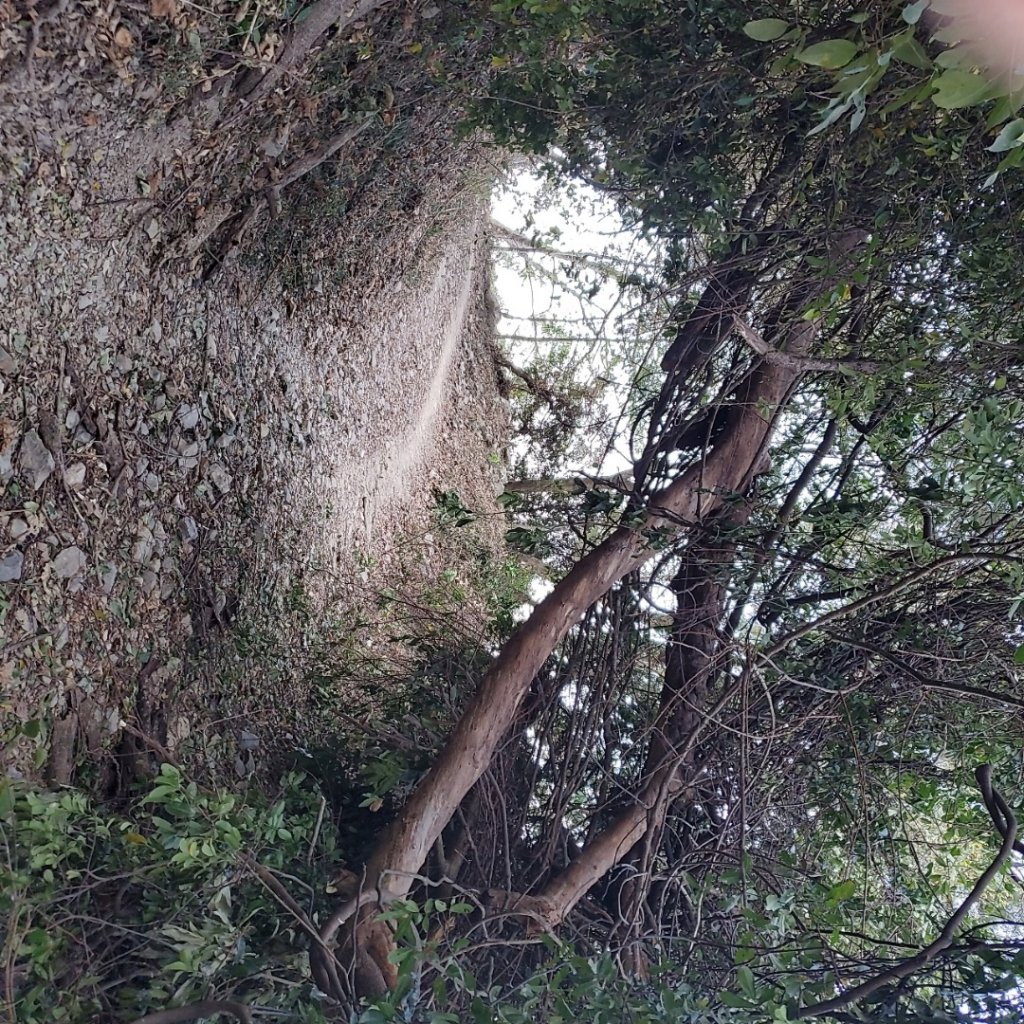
left=1, top=768, right=332, bottom=1022
left=462, top=0, right=1024, bottom=1020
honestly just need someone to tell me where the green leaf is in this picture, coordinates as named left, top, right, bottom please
left=796, top=39, right=859, bottom=70
left=988, top=118, right=1024, bottom=152
left=986, top=94, right=1024, bottom=128
left=931, top=69, right=992, bottom=109
left=720, top=991, right=753, bottom=1008
left=0, top=780, right=14, bottom=818
left=892, top=35, right=931, bottom=70
left=743, top=18, right=789, bottom=42
left=827, top=879, right=857, bottom=902
left=735, top=943, right=756, bottom=964
left=142, top=784, right=176, bottom=804
left=1013, top=643, right=1024, bottom=665
left=880, top=79, right=934, bottom=116
left=902, top=0, right=928, bottom=25
left=808, top=97, right=853, bottom=136
left=737, top=965, right=757, bottom=999
left=935, top=46, right=969, bottom=70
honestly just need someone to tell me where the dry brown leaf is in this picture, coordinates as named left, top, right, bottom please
left=113, top=25, right=133, bottom=50
left=149, top=0, right=177, bottom=18
left=298, top=94, right=320, bottom=123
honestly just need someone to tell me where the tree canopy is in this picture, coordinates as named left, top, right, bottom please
left=363, top=1, right=1024, bottom=1019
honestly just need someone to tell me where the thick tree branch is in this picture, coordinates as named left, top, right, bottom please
left=732, top=315, right=880, bottom=375
left=346, top=231, right=867, bottom=997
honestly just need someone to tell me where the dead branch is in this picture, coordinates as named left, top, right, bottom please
left=19, top=0, right=69, bottom=80
left=202, top=117, right=374, bottom=280
left=503, top=472, right=633, bottom=496
left=234, top=0, right=389, bottom=108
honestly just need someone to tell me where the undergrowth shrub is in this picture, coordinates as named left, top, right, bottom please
left=0, top=768, right=333, bottom=1023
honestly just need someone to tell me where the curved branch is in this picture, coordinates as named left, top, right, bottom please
left=796, top=764, right=1019, bottom=1018
left=829, top=634, right=1024, bottom=713
left=763, top=554, right=1012, bottom=659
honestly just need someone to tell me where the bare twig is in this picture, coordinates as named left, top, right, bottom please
left=244, top=857, right=349, bottom=999
left=202, top=118, right=374, bottom=280
left=119, top=721, right=179, bottom=767
left=307, top=794, right=327, bottom=866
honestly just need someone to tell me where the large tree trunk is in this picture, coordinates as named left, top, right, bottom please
left=610, top=518, right=748, bottom=972
left=340, top=351, right=799, bottom=981
left=340, top=233, right=865, bottom=999
left=471, top=291, right=850, bottom=937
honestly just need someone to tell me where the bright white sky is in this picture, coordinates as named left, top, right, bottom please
left=489, top=166, right=666, bottom=479
left=490, top=166, right=667, bottom=608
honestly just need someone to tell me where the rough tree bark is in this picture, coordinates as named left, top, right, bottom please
left=522, top=237, right=869, bottom=932
left=611, top=518, right=749, bottom=974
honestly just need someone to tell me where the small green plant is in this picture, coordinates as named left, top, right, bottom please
left=435, top=489, right=478, bottom=528
left=0, top=768, right=335, bottom=1023
left=505, top=524, right=553, bottom=557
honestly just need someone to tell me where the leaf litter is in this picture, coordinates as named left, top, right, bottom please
left=0, top=2, right=509, bottom=784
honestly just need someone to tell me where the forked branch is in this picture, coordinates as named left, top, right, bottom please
left=732, top=315, right=880, bottom=375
